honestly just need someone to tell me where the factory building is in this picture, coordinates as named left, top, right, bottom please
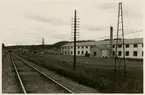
left=112, top=38, right=143, bottom=59
left=90, top=44, right=109, bottom=58
left=61, top=38, right=143, bottom=59
left=61, top=41, right=95, bottom=56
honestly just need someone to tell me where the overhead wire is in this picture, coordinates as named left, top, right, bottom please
left=65, top=6, right=142, bottom=42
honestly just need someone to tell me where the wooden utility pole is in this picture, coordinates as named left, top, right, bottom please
left=71, top=10, right=80, bottom=70
left=110, top=26, right=113, bottom=58
left=74, top=10, right=76, bottom=70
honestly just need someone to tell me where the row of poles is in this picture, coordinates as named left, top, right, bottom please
left=71, top=2, right=126, bottom=79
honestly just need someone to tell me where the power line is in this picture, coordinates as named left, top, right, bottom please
left=65, top=30, right=142, bottom=42
left=88, top=30, right=143, bottom=41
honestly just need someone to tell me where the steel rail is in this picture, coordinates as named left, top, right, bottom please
left=13, top=54, right=74, bottom=93
left=10, top=54, right=27, bottom=93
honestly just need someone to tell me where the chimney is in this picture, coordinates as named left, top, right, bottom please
left=42, top=38, right=44, bottom=45
left=110, top=26, right=113, bottom=57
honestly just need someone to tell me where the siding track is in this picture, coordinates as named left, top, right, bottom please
left=10, top=53, right=74, bottom=93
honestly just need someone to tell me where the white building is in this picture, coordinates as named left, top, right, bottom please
left=61, top=41, right=96, bottom=56
left=90, top=45, right=110, bottom=58
left=61, top=38, right=143, bottom=59
left=112, top=38, right=143, bottom=59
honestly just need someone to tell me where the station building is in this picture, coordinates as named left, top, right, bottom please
left=61, top=38, right=143, bottom=59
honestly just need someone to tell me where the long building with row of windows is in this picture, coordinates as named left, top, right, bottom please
left=61, top=38, right=143, bottom=59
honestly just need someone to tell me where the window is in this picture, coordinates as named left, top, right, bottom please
left=113, top=45, right=115, bottom=48
left=142, top=51, right=143, bottom=56
left=86, top=51, right=88, bottom=54
left=118, top=51, right=122, bottom=56
left=133, top=51, right=137, bottom=56
left=125, top=51, right=129, bottom=56
left=133, top=44, right=137, bottom=48
left=82, top=51, right=84, bottom=55
left=82, top=46, right=84, bottom=49
left=86, top=46, right=88, bottom=49
left=126, top=44, right=129, bottom=48
left=78, top=51, right=80, bottom=54
left=71, top=46, right=73, bottom=49
left=78, top=46, right=80, bottom=49
left=113, top=51, right=115, bottom=55
left=71, top=51, right=73, bottom=54
left=118, top=45, right=122, bottom=48
left=142, top=44, right=143, bottom=47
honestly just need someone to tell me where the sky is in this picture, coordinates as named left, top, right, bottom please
left=0, top=0, right=143, bottom=46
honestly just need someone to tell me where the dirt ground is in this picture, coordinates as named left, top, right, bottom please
left=2, top=54, right=22, bottom=93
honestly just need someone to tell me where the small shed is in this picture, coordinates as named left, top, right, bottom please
left=90, top=45, right=110, bottom=58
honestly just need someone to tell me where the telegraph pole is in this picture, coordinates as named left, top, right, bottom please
left=71, top=10, right=80, bottom=70
left=114, top=2, right=126, bottom=79
left=110, top=26, right=113, bottom=58
left=74, top=10, right=76, bottom=70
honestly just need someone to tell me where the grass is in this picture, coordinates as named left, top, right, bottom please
left=17, top=52, right=143, bottom=93
left=2, top=51, right=8, bottom=62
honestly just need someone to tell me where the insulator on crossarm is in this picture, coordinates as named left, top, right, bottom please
left=71, top=29, right=80, bottom=31
left=71, top=23, right=80, bottom=25
left=71, top=17, right=80, bottom=20
left=71, top=20, right=80, bottom=22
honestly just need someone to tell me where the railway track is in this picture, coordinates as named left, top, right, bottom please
left=9, top=53, right=74, bottom=93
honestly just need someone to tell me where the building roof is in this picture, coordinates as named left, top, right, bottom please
left=62, top=38, right=143, bottom=47
left=62, top=41, right=96, bottom=47
left=91, top=45, right=109, bottom=50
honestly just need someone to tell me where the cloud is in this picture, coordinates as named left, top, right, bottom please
left=83, top=25, right=107, bottom=31
left=123, top=8, right=143, bottom=19
left=26, top=13, right=68, bottom=25
left=92, top=2, right=116, bottom=10
left=99, top=3, right=116, bottom=10
left=1, top=0, right=143, bottom=46
left=51, top=33, right=69, bottom=39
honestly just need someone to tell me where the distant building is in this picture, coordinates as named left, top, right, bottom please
left=42, top=48, right=61, bottom=55
left=61, top=38, right=143, bottom=59
left=90, top=44, right=109, bottom=58
left=61, top=41, right=95, bottom=56
left=52, top=47, right=61, bottom=55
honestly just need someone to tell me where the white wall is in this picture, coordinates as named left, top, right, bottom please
left=61, top=43, right=143, bottom=59
left=112, top=43, right=143, bottom=59
left=90, top=46, right=102, bottom=57
left=61, top=45, right=91, bottom=56
left=102, top=50, right=109, bottom=58
left=61, top=46, right=70, bottom=55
